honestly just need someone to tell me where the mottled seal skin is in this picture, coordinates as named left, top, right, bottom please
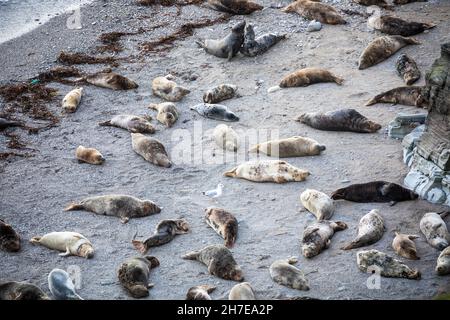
left=207, top=0, right=263, bottom=15
left=269, top=68, right=343, bottom=92
left=358, top=35, right=420, bottom=70
left=240, top=24, right=286, bottom=57
left=213, top=124, right=240, bottom=152
left=368, top=15, right=435, bottom=37
left=224, top=160, right=310, bottom=183
left=131, top=133, right=172, bottom=168
left=269, top=257, right=309, bottom=290
left=132, top=219, right=189, bottom=254
left=84, top=71, right=138, bottom=90
left=300, top=189, right=335, bottom=221
left=436, top=247, right=450, bottom=276
left=420, top=212, right=450, bottom=250
left=352, top=0, right=393, bottom=9
left=99, top=114, right=155, bottom=133
left=0, top=118, right=22, bottom=130
left=0, top=282, right=49, bottom=300
left=357, top=249, right=421, bottom=280
left=64, top=194, right=161, bottom=224
left=186, top=285, right=216, bottom=300
left=191, top=103, right=239, bottom=122
left=30, top=231, right=94, bottom=258
left=148, top=102, right=179, bottom=127
left=48, top=269, right=83, bottom=300
left=392, top=232, right=420, bottom=260
left=203, top=84, right=237, bottom=104
left=365, top=86, right=428, bottom=108
left=296, top=109, right=381, bottom=133
left=205, top=207, right=238, bottom=248
left=182, top=244, right=244, bottom=281
left=196, top=21, right=246, bottom=60
left=229, top=282, right=255, bottom=300
left=62, top=87, right=83, bottom=113
left=117, top=256, right=160, bottom=298
left=341, top=209, right=385, bottom=250
left=331, top=181, right=418, bottom=203
left=152, top=74, right=190, bottom=102
left=396, top=54, right=420, bottom=85
left=75, top=146, right=105, bottom=165
left=282, top=0, right=346, bottom=25
left=250, top=136, right=325, bottom=157
left=393, top=0, right=427, bottom=4
left=0, top=219, right=20, bottom=252
left=302, top=220, right=348, bottom=258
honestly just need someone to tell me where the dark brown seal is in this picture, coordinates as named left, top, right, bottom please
left=393, top=0, right=427, bottom=4
left=365, top=86, right=428, bottom=108
left=0, top=219, right=20, bottom=252
left=0, top=282, right=49, bottom=300
left=207, top=0, right=263, bottom=15
left=205, top=207, right=238, bottom=248
left=352, top=0, right=393, bottom=9
left=117, top=256, right=160, bottom=298
left=369, top=15, right=435, bottom=37
left=396, top=54, right=420, bottom=85
left=0, top=118, right=22, bottom=130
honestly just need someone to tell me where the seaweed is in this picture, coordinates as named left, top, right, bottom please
left=0, top=152, right=33, bottom=160
left=96, top=26, right=164, bottom=53
left=35, top=66, right=82, bottom=84
left=57, top=51, right=119, bottom=67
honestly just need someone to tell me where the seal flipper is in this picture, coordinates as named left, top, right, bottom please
left=64, top=203, right=83, bottom=211
left=59, top=248, right=72, bottom=257
left=224, top=167, right=238, bottom=177
left=182, top=250, right=200, bottom=260
left=195, top=39, right=206, bottom=49
left=132, top=240, right=148, bottom=254
left=29, top=236, right=42, bottom=244
left=98, top=120, right=112, bottom=127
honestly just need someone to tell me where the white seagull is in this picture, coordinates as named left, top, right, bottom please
left=203, top=183, right=224, bottom=199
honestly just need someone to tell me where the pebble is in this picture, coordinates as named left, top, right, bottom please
left=307, top=20, right=322, bottom=32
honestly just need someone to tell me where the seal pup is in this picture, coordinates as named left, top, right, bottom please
left=75, top=146, right=105, bottom=165
left=341, top=209, right=385, bottom=250
left=352, top=0, right=393, bottom=9
left=203, top=84, right=237, bottom=104
left=268, top=68, right=343, bottom=93
left=131, top=133, right=172, bottom=168
left=392, top=232, right=420, bottom=260
left=64, top=194, right=161, bottom=224
left=148, top=102, right=179, bottom=127
left=205, top=207, right=238, bottom=248
left=117, top=256, right=160, bottom=298
left=249, top=136, right=326, bottom=157
left=182, top=244, right=244, bottom=281
left=358, top=35, right=420, bottom=70
left=0, top=118, right=22, bottom=130
left=393, top=0, right=427, bottom=4
left=240, top=24, right=286, bottom=57
left=0, top=282, right=49, bottom=300
left=99, top=114, right=155, bottom=133
left=295, top=109, right=382, bottom=133
left=365, top=86, right=427, bottom=108
left=83, top=70, right=138, bottom=90
left=207, top=0, right=263, bottom=15
left=186, top=285, right=216, bottom=300
left=419, top=212, right=450, bottom=250
left=282, top=0, right=346, bottom=25
left=213, top=124, right=240, bottom=152
left=228, top=282, right=255, bottom=300
left=396, top=54, right=420, bottom=85
left=48, top=269, right=83, bottom=300
left=191, top=103, right=239, bottom=122
left=368, top=15, right=435, bottom=37
left=30, top=231, right=94, bottom=258
left=224, top=160, right=310, bottom=183
left=436, top=246, right=450, bottom=276
left=0, top=219, right=20, bottom=252
left=302, top=220, right=347, bottom=258
left=132, top=219, right=189, bottom=253
left=62, top=88, right=83, bottom=113
left=300, top=189, right=335, bottom=221
left=195, top=21, right=246, bottom=60
left=152, top=74, right=190, bottom=102
left=331, top=181, right=418, bottom=204
left=357, top=249, right=421, bottom=280
left=269, top=257, right=310, bottom=290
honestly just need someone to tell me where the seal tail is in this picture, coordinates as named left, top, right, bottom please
left=129, top=285, right=149, bottom=298
left=422, top=22, right=436, bottom=30
left=341, top=236, right=367, bottom=250
left=405, top=37, right=420, bottom=45
left=365, top=94, right=382, bottom=106
left=98, top=120, right=112, bottom=127
left=132, top=240, right=148, bottom=254
left=182, top=250, right=200, bottom=260
left=195, top=39, right=206, bottom=49
left=148, top=103, right=158, bottom=111
left=287, top=257, right=298, bottom=264
left=29, top=236, right=41, bottom=244
left=439, top=211, right=450, bottom=219
left=64, top=202, right=83, bottom=211
left=267, top=85, right=281, bottom=93
left=333, top=76, right=344, bottom=85
left=224, top=167, right=238, bottom=178
left=199, top=285, right=216, bottom=293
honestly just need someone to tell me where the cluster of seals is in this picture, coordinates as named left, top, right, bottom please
left=240, top=24, right=286, bottom=57
left=331, top=181, right=418, bottom=204
left=341, top=209, right=385, bottom=250
left=62, top=88, right=83, bottom=113
left=365, top=85, right=427, bottom=107
left=152, top=74, right=190, bottom=102
left=281, top=0, right=346, bottom=25
left=352, top=0, right=393, bottom=9
left=392, top=232, right=420, bottom=260
left=205, top=207, right=238, bottom=248
left=436, top=247, right=450, bottom=276
left=224, top=160, right=310, bottom=183
left=249, top=136, right=326, bottom=157
left=83, top=70, right=138, bottom=90
left=228, top=282, right=255, bottom=300
left=48, top=268, right=83, bottom=300
left=148, top=102, right=179, bottom=127
left=132, top=219, right=189, bottom=253
left=296, top=109, right=381, bottom=133
left=356, top=249, right=421, bottom=280
left=117, top=256, right=160, bottom=298
left=203, top=84, right=237, bottom=104
left=0, top=219, right=21, bottom=252
left=64, top=194, right=161, bottom=224
left=419, top=212, right=450, bottom=250
left=207, top=0, right=263, bottom=15
left=300, top=189, right=335, bottom=221
left=30, top=231, right=94, bottom=258
left=182, top=244, right=244, bottom=281
left=131, top=133, right=172, bottom=168
left=185, top=285, right=216, bottom=300
left=0, top=282, right=49, bottom=300
left=191, top=103, right=239, bottom=122
left=213, top=124, right=240, bottom=152
left=368, top=15, right=436, bottom=37
left=269, top=257, right=309, bottom=290
left=302, top=220, right=348, bottom=258
left=99, top=114, right=155, bottom=133
left=358, top=35, right=420, bottom=70
left=0, top=118, right=22, bottom=130
left=396, top=54, right=421, bottom=85
left=75, top=146, right=105, bottom=165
